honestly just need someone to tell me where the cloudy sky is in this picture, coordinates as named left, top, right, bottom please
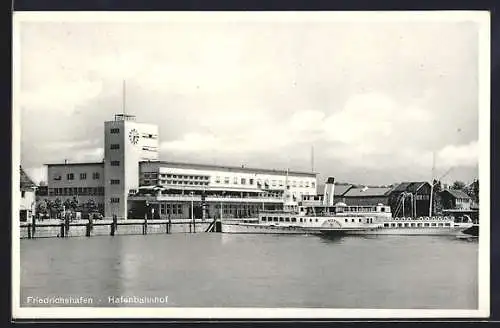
left=16, top=13, right=485, bottom=186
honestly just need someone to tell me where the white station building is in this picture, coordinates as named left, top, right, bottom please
left=44, top=114, right=318, bottom=219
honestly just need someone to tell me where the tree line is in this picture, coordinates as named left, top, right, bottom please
left=35, top=197, right=102, bottom=220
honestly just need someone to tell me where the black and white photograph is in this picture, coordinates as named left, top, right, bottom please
left=12, top=11, right=490, bottom=319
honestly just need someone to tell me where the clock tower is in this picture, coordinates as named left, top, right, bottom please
left=104, top=114, right=159, bottom=219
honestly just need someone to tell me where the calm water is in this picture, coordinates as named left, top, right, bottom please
left=20, top=233, right=478, bottom=309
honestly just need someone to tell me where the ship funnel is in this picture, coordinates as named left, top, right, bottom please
left=323, top=177, right=335, bottom=206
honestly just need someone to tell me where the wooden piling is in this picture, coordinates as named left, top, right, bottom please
left=27, top=224, right=31, bottom=239
left=143, top=215, right=148, bottom=235
left=86, top=217, right=93, bottom=237
left=110, top=215, right=117, bottom=236
left=60, top=223, right=65, bottom=238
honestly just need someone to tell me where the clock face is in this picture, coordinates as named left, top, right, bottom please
left=129, top=129, right=140, bottom=145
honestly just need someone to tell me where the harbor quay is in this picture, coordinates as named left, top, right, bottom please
left=19, top=218, right=215, bottom=239
left=19, top=113, right=479, bottom=239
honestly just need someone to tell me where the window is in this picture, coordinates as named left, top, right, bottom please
left=262, top=217, right=267, bottom=222
left=312, top=182, right=316, bottom=188
left=285, top=217, right=290, bottom=222
left=234, top=177, right=238, bottom=184
left=110, top=144, right=120, bottom=149
left=224, top=177, right=230, bottom=184
left=291, top=218, right=297, bottom=222
left=93, top=172, right=100, bottom=180
left=273, top=217, right=278, bottom=222
left=384, top=223, right=389, bottom=227
left=300, top=218, right=303, bottom=223
left=80, top=173, right=87, bottom=180
left=424, top=223, right=430, bottom=227
left=21, top=191, right=25, bottom=198
left=110, top=179, right=120, bottom=185
left=110, top=161, right=120, bottom=166
left=279, top=217, right=284, bottom=222
left=241, top=178, right=246, bottom=185
left=110, top=197, right=120, bottom=203
left=411, top=223, right=415, bottom=227
left=391, top=223, right=396, bottom=227
left=249, top=179, right=254, bottom=185
left=345, top=219, right=348, bottom=223
left=67, top=173, right=74, bottom=180
left=351, top=219, right=355, bottom=222
left=431, top=223, right=436, bottom=227
left=110, top=128, right=120, bottom=134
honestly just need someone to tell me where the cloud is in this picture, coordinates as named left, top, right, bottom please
left=161, top=92, right=434, bottom=168
left=41, top=139, right=101, bottom=151
left=18, top=20, right=480, bottom=186
left=21, top=79, right=104, bottom=113
left=436, top=141, right=479, bottom=168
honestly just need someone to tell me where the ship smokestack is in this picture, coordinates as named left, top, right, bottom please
left=323, top=177, right=335, bottom=206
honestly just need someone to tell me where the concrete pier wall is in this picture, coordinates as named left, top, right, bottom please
left=20, top=219, right=213, bottom=239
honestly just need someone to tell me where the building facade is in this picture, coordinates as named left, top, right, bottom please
left=44, top=162, right=105, bottom=212
left=440, top=189, right=472, bottom=211
left=127, top=161, right=317, bottom=220
left=20, top=166, right=37, bottom=222
left=388, top=182, right=432, bottom=217
left=103, top=114, right=159, bottom=218
left=42, top=113, right=317, bottom=219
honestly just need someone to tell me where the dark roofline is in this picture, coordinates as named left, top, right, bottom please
left=45, top=161, right=104, bottom=167
left=20, top=166, right=37, bottom=189
left=139, top=160, right=317, bottom=177
left=442, top=189, right=472, bottom=199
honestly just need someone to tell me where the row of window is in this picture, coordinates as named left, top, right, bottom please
left=156, top=180, right=210, bottom=186
left=110, top=143, right=158, bottom=151
left=415, top=195, right=430, bottom=200
left=383, top=222, right=451, bottom=228
left=344, top=218, right=374, bottom=223
left=159, top=204, right=184, bottom=215
left=142, top=172, right=316, bottom=189
left=148, top=173, right=210, bottom=181
left=110, top=128, right=158, bottom=140
left=61, top=172, right=100, bottom=181
left=49, top=187, right=105, bottom=196
left=213, top=177, right=315, bottom=188
left=261, top=216, right=320, bottom=223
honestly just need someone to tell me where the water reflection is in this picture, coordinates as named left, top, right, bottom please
left=21, top=233, right=479, bottom=309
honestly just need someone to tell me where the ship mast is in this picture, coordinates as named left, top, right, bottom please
left=311, top=145, right=315, bottom=173
left=428, top=151, right=435, bottom=217
left=122, top=79, right=127, bottom=115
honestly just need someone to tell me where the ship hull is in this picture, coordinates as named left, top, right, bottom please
left=223, top=223, right=473, bottom=236
left=328, top=226, right=471, bottom=236
left=222, top=223, right=314, bottom=234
